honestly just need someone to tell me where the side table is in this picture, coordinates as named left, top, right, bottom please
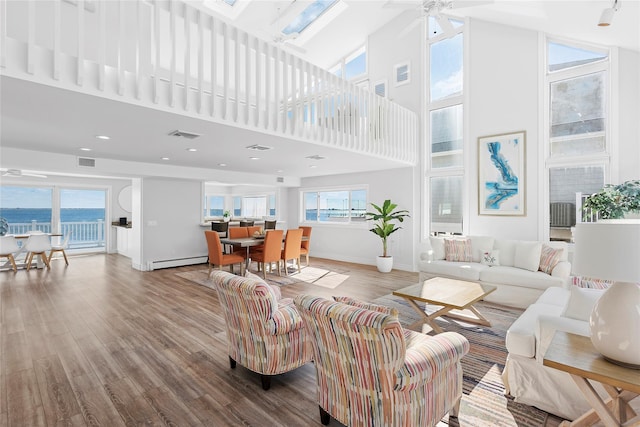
left=543, top=331, right=640, bottom=427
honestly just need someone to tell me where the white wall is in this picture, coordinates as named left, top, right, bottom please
left=466, top=20, right=541, bottom=240
left=616, top=48, right=640, bottom=183
left=288, top=167, right=415, bottom=271
left=140, top=178, right=207, bottom=269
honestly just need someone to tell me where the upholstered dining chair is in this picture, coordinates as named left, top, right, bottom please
left=294, top=295, right=470, bottom=427
left=210, top=221, right=229, bottom=237
left=210, top=270, right=314, bottom=390
left=280, top=228, right=302, bottom=276
left=204, top=230, right=245, bottom=276
left=0, top=235, right=21, bottom=272
left=251, top=230, right=283, bottom=279
left=264, top=220, right=277, bottom=230
left=239, top=220, right=254, bottom=227
left=23, top=233, right=52, bottom=270
left=299, top=226, right=312, bottom=266
left=48, top=231, right=72, bottom=265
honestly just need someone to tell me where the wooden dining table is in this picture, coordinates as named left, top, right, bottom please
left=1, top=233, right=62, bottom=270
left=219, top=235, right=308, bottom=269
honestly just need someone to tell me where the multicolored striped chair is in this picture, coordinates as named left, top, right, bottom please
left=294, top=295, right=470, bottom=427
left=210, top=271, right=314, bottom=390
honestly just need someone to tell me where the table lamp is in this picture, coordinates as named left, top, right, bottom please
left=573, top=220, right=640, bottom=368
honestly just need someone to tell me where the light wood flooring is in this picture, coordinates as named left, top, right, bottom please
left=1, top=254, right=425, bottom=426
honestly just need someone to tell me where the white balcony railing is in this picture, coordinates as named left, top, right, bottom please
left=0, top=0, right=418, bottom=164
left=8, top=221, right=106, bottom=249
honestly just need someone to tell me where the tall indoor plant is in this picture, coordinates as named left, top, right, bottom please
left=365, top=199, right=410, bottom=273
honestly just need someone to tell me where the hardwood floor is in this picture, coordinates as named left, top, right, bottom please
left=0, top=254, right=420, bottom=426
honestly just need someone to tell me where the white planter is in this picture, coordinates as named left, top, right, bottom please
left=376, top=256, right=393, bottom=273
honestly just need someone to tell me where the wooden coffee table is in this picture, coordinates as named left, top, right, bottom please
left=392, top=277, right=496, bottom=334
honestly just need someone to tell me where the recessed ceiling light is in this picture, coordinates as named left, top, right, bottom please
left=306, top=154, right=326, bottom=160
left=309, top=165, right=317, bottom=168
left=218, top=163, right=227, bottom=167
left=161, top=157, right=170, bottom=160
left=186, top=148, right=197, bottom=152
left=277, top=169, right=283, bottom=173
left=246, top=144, right=273, bottom=151
left=80, top=147, right=92, bottom=151
left=95, top=135, right=110, bottom=140
left=249, top=157, right=260, bottom=160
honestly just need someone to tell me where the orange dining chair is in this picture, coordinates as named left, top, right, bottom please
left=280, top=228, right=303, bottom=276
left=251, top=229, right=283, bottom=279
left=23, top=233, right=52, bottom=270
left=247, top=226, right=261, bottom=236
left=204, top=231, right=245, bottom=276
left=299, top=226, right=312, bottom=266
left=227, top=226, right=249, bottom=256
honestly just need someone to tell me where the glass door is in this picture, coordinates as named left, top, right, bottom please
left=59, top=188, right=107, bottom=249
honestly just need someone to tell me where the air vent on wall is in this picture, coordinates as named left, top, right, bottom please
left=246, top=144, right=273, bottom=151
left=168, top=130, right=201, bottom=139
left=305, top=154, right=326, bottom=160
left=276, top=177, right=284, bottom=183
left=78, top=157, right=96, bottom=167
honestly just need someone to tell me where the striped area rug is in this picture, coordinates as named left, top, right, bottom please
left=371, top=294, right=550, bottom=427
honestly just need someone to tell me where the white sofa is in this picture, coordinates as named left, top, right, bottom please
left=502, top=285, right=606, bottom=420
left=418, top=236, right=571, bottom=309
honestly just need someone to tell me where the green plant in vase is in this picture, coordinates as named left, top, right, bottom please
left=365, top=199, right=410, bottom=272
left=583, top=179, right=640, bottom=220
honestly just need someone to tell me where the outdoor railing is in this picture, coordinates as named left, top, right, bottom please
left=7, top=220, right=106, bottom=249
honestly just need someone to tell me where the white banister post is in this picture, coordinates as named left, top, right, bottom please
left=233, top=26, right=239, bottom=122
left=0, top=0, right=6, bottom=68
left=77, top=0, right=84, bottom=86
left=273, top=45, right=280, bottom=132
left=27, top=0, right=34, bottom=74
left=245, top=32, right=251, bottom=126
left=291, top=55, right=297, bottom=136
left=210, top=16, right=216, bottom=117
left=117, top=0, right=125, bottom=95
left=53, top=1, right=60, bottom=80
left=264, top=42, right=271, bottom=131
left=184, top=3, right=191, bottom=111
left=98, top=0, right=106, bottom=91
left=153, top=0, right=160, bottom=103
left=222, top=22, right=228, bottom=120
left=169, top=0, right=176, bottom=107
left=135, top=0, right=142, bottom=100
left=254, top=37, right=261, bottom=128
left=197, top=9, right=203, bottom=114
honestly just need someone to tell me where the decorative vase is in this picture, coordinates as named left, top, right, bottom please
left=0, top=217, right=7, bottom=236
left=376, top=256, right=393, bottom=273
left=589, top=282, right=640, bottom=368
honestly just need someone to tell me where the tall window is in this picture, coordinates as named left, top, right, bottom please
left=302, top=188, right=367, bottom=223
left=545, top=39, right=610, bottom=241
left=229, top=195, right=276, bottom=218
left=204, top=195, right=225, bottom=217
left=426, top=17, right=464, bottom=235
left=330, top=45, right=367, bottom=82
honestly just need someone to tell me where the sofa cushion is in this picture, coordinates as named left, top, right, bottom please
left=535, top=286, right=570, bottom=307
left=479, top=266, right=565, bottom=290
left=429, top=236, right=446, bottom=260
left=469, top=235, right=495, bottom=263
left=493, top=239, right=518, bottom=267
left=539, top=244, right=563, bottom=275
left=505, top=302, right=565, bottom=358
left=514, top=242, right=543, bottom=272
left=444, top=238, right=472, bottom=262
left=418, top=260, right=487, bottom=281
left=562, top=286, right=603, bottom=321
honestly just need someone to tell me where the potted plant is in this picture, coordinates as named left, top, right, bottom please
left=583, top=179, right=640, bottom=220
left=222, top=210, right=231, bottom=222
left=365, top=199, right=410, bottom=273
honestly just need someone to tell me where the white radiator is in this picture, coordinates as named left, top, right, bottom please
left=550, top=203, right=575, bottom=227
left=149, top=256, right=207, bottom=270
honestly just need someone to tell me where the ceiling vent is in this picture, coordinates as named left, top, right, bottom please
left=276, top=176, right=285, bottom=183
left=77, top=157, right=96, bottom=167
left=306, top=154, right=326, bottom=160
left=168, top=130, right=201, bottom=139
left=246, top=144, right=273, bottom=151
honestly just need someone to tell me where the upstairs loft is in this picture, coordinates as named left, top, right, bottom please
left=0, top=0, right=419, bottom=173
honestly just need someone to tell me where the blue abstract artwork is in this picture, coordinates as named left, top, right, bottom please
left=478, top=132, right=525, bottom=215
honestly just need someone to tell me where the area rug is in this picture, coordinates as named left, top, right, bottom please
left=372, top=294, right=549, bottom=427
left=175, top=264, right=348, bottom=290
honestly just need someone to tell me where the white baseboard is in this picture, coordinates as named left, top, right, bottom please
left=148, top=256, right=207, bottom=271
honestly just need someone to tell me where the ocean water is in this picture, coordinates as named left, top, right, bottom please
left=0, top=208, right=105, bottom=223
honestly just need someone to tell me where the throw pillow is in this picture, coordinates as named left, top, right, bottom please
left=333, top=296, right=397, bottom=316
left=513, top=242, right=543, bottom=272
left=444, top=238, right=473, bottom=262
left=539, top=244, right=564, bottom=275
left=468, top=235, right=495, bottom=263
left=562, top=286, right=603, bottom=321
left=480, top=250, right=500, bottom=266
left=429, top=236, right=446, bottom=260
left=572, top=276, right=613, bottom=289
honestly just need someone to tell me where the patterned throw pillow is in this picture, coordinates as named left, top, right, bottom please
left=444, top=238, right=473, bottom=262
left=481, top=250, right=500, bottom=266
left=572, top=276, right=613, bottom=289
left=538, top=244, right=563, bottom=275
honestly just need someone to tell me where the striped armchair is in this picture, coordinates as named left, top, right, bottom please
left=294, top=295, right=470, bottom=427
left=210, top=271, right=313, bottom=390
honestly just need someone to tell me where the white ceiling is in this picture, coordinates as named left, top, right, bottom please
left=1, top=0, right=638, bottom=183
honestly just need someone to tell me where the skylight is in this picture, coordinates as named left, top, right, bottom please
left=222, top=0, right=237, bottom=5
left=282, top=0, right=338, bottom=35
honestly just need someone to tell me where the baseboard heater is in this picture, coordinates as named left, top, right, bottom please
left=149, top=255, right=207, bottom=270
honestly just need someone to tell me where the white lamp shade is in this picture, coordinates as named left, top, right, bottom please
left=573, top=221, right=640, bottom=283
left=598, top=7, right=615, bottom=26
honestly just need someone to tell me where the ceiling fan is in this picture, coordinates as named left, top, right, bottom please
left=1, top=169, right=48, bottom=178
left=386, top=0, right=493, bottom=36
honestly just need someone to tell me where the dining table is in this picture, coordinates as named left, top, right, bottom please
left=219, top=234, right=308, bottom=270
